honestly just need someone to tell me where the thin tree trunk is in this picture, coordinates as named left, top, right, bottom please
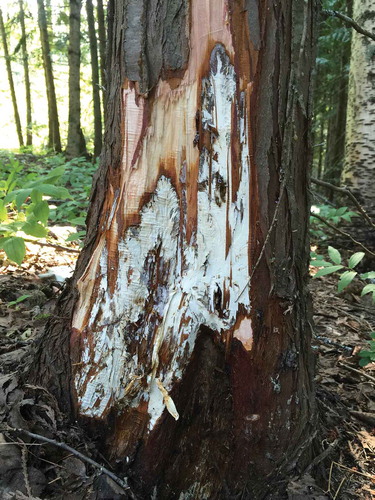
left=66, top=0, right=87, bottom=159
left=34, top=1, right=317, bottom=497
left=96, top=0, right=106, bottom=117
left=19, top=0, right=32, bottom=146
left=86, top=0, right=102, bottom=157
left=0, top=8, right=24, bottom=148
left=37, top=0, right=61, bottom=153
left=342, top=0, right=375, bottom=209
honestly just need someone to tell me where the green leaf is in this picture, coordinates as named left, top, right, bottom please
left=38, top=184, right=71, bottom=199
left=328, top=246, right=342, bottom=265
left=361, top=284, right=375, bottom=296
left=310, top=260, right=332, bottom=267
left=348, top=252, right=365, bottom=269
left=360, top=271, right=375, bottom=280
left=66, top=230, right=86, bottom=242
left=22, top=220, right=48, bottom=238
left=314, top=265, right=344, bottom=277
left=341, top=213, right=352, bottom=222
left=336, top=206, right=347, bottom=216
left=358, top=350, right=372, bottom=358
left=359, top=358, right=370, bottom=367
left=3, top=237, right=26, bottom=265
left=8, top=294, right=31, bottom=307
left=338, top=271, right=357, bottom=292
left=30, top=189, right=43, bottom=203
left=32, top=201, right=49, bottom=224
left=0, top=201, right=7, bottom=222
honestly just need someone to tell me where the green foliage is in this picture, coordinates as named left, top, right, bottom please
left=311, top=247, right=374, bottom=302
left=358, top=333, right=375, bottom=367
left=0, top=153, right=95, bottom=264
left=310, top=205, right=358, bottom=239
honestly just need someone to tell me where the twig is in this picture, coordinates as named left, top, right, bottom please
left=24, top=238, right=81, bottom=254
left=21, top=444, right=32, bottom=499
left=236, top=181, right=286, bottom=302
left=338, top=362, right=375, bottom=385
left=331, top=461, right=375, bottom=480
left=3, top=427, right=138, bottom=499
left=311, top=177, right=375, bottom=229
left=310, top=212, right=375, bottom=257
left=333, top=475, right=348, bottom=500
left=322, top=10, right=375, bottom=42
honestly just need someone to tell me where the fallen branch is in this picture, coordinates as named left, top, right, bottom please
left=311, top=177, right=375, bottom=230
left=322, top=10, right=375, bottom=43
left=24, top=238, right=81, bottom=254
left=338, top=362, right=375, bottom=385
left=3, top=426, right=138, bottom=499
left=310, top=212, right=375, bottom=257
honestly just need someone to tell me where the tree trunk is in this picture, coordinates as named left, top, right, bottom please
left=19, top=0, right=32, bottom=147
left=66, top=0, right=87, bottom=159
left=342, top=0, right=375, bottom=209
left=34, top=0, right=317, bottom=497
left=86, top=0, right=102, bottom=158
left=0, top=8, right=24, bottom=148
left=37, top=0, right=61, bottom=153
left=96, top=0, right=107, bottom=117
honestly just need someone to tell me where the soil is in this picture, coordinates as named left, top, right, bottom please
left=0, top=240, right=374, bottom=499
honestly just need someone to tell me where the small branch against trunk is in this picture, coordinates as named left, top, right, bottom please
left=310, top=212, right=375, bottom=257
left=322, top=9, right=375, bottom=43
left=24, top=238, right=81, bottom=254
left=311, top=177, right=375, bottom=229
left=3, top=426, right=138, bottom=499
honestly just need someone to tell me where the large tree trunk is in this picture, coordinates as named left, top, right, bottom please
left=86, top=0, right=102, bottom=158
left=66, top=0, right=87, bottom=159
left=34, top=0, right=317, bottom=497
left=19, top=0, right=32, bottom=147
left=37, top=0, right=61, bottom=153
left=0, top=8, right=24, bottom=148
left=342, top=0, right=375, bottom=209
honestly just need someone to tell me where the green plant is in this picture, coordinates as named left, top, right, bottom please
left=310, top=205, right=358, bottom=239
left=0, top=156, right=70, bottom=264
left=358, top=332, right=375, bottom=367
left=310, top=246, right=375, bottom=301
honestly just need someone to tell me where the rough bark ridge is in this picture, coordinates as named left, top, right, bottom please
left=34, top=0, right=317, bottom=497
left=342, top=0, right=375, bottom=208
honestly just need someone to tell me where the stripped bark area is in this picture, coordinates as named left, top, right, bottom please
left=34, top=0, right=317, bottom=497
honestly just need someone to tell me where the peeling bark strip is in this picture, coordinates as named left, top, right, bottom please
left=35, top=0, right=316, bottom=497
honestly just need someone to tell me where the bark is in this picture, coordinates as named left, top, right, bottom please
left=96, top=0, right=107, bottom=116
left=37, top=0, right=61, bottom=153
left=19, top=0, right=32, bottom=146
left=0, top=8, right=24, bottom=148
left=86, top=0, right=102, bottom=158
left=323, top=47, right=350, bottom=191
left=66, top=0, right=87, bottom=159
left=33, top=0, right=317, bottom=497
left=342, top=0, right=375, bottom=209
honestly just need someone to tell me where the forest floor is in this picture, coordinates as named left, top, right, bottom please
left=0, top=239, right=374, bottom=499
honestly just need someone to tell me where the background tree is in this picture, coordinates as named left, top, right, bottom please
left=96, top=0, right=106, bottom=117
left=66, top=0, right=87, bottom=159
left=342, top=0, right=375, bottom=209
left=18, top=0, right=32, bottom=146
left=0, top=7, right=24, bottom=147
left=86, top=0, right=102, bottom=157
left=37, top=0, right=61, bottom=152
left=34, top=0, right=316, bottom=497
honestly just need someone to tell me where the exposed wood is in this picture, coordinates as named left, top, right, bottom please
left=33, top=1, right=317, bottom=497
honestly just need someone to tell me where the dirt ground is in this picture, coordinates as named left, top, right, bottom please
left=0, top=240, right=374, bottom=499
